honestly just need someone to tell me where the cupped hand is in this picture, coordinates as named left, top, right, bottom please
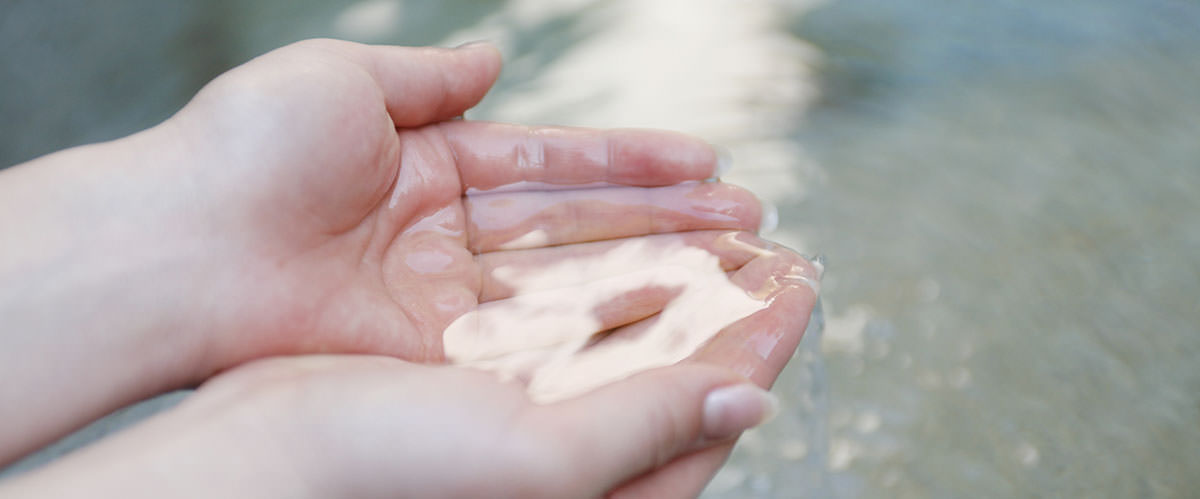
left=0, top=38, right=820, bottom=496
left=160, top=39, right=763, bottom=373
left=0, top=354, right=781, bottom=498
left=160, top=40, right=819, bottom=496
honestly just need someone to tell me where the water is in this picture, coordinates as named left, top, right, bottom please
left=791, top=1, right=1200, bottom=496
left=3, top=0, right=1199, bottom=496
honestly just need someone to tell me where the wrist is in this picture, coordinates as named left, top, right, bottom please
left=0, top=392, right=315, bottom=499
left=0, top=124, right=216, bottom=463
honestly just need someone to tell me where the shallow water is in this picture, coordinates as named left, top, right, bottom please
left=4, top=0, right=1200, bottom=496
left=789, top=1, right=1200, bottom=496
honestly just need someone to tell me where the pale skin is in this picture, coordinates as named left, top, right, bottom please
left=0, top=39, right=818, bottom=497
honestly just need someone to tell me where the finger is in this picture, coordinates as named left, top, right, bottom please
left=608, top=444, right=735, bottom=499
left=521, top=364, right=778, bottom=497
left=437, top=120, right=722, bottom=191
left=464, top=182, right=761, bottom=252
left=476, top=230, right=773, bottom=302
left=608, top=250, right=820, bottom=497
left=337, top=41, right=502, bottom=127
left=691, top=249, right=821, bottom=386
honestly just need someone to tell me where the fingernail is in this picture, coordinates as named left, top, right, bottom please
left=807, top=254, right=826, bottom=279
left=758, top=199, right=779, bottom=234
left=702, top=384, right=779, bottom=440
left=454, top=39, right=494, bottom=50
left=711, top=144, right=733, bottom=178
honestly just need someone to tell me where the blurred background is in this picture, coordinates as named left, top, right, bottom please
left=3, top=0, right=1199, bottom=496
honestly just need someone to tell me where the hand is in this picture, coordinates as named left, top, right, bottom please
left=0, top=355, right=780, bottom=499
left=0, top=38, right=819, bottom=497
left=4, top=228, right=818, bottom=498
left=0, top=39, right=764, bottom=461
left=441, top=229, right=820, bottom=497
left=170, top=39, right=816, bottom=494
left=164, top=39, right=765, bottom=368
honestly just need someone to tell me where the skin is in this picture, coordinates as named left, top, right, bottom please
left=0, top=39, right=818, bottom=497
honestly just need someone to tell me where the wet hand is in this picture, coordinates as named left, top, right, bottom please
left=0, top=355, right=779, bottom=498
left=0, top=39, right=817, bottom=495
left=163, top=39, right=766, bottom=373
left=160, top=40, right=816, bottom=497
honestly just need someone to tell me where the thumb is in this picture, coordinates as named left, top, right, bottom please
left=342, top=40, right=503, bottom=127
left=528, top=364, right=779, bottom=495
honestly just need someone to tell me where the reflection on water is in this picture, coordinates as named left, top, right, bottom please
left=4, top=0, right=1200, bottom=496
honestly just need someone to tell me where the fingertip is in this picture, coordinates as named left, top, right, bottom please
left=452, top=40, right=503, bottom=81
left=433, top=43, right=503, bottom=118
left=606, top=129, right=721, bottom=185
left=758, top=198, right=779, bottom=234
left=710, top=143, right=734, bottom=178
left=360, top=43, right=504, bottom=126
left=718, top=183, right=767, bottom=233
left=453, top=39, right=494, bottom=50
left=702, top=384, right=779, bottom=441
